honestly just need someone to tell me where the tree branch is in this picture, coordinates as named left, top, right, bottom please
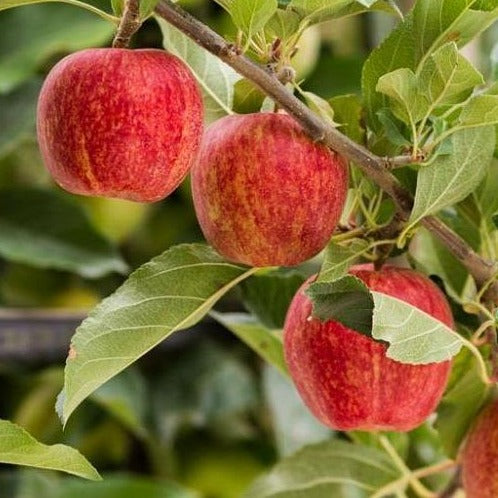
left=113, top=0, right=141, bottom=48
left=154, top=0, right=498, bottom=303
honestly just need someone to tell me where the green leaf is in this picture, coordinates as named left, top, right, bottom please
left=458, top=95, right=498, bottom=128
left=362, top=0, right=498, bottom=131
left=408, top=127, right=495, bottom=230
left=244, top=439, right=400, bottom=498
left=306, top=277, right=464, bottom=364
left=0, top=420, right=100, bottom=480
left=376, top=68, right=429, bottom=124
left=152, top=340, right=258, bottom=440
left=110, top=0, right=123, bottom=16
left=376, top=108, right=411, bottom=147
left=0, top=0, right=116, bottom=22
left=287, top=0, right=393, bottom=25
left=435, top=348, right=489, bottom=457
left=316, top=240, right=370, bottom=283
left=0, top=79, right=40, bottom=158
left=263, top=365, right=330, bottom=457
left=240, top=269, right=305, bottom=329
left=418, top=42, right=484, bottom=110
left=265, top=9, right=301, bottom=40
left=138, top=0, right=159, bottom=18
left=212, top=312, right=288, bottom=376
left=475, top=159, right=498, bottom=219
left=231, top=0, right=278, bottom=39
left=0, top=189, right=127, bottom=278
left=91, top=368, right=148, bottom=438
left=329, top=94, right=365, bottom=144
left=57, top=475, right=198, bottom=498
left=0, top=3, right=114, bottom=93
left=410, top=227, right=469, bottom=301
left=371, top=291, right=463, bottom=364
left=158, top=18, right=242, bottom=122
left=60, top=244, right=256, bottom=424
left=302, top=91, right=339, bottom=127
left=306, top=275, right=374, bottom=335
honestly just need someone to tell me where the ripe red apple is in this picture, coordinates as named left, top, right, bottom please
left=37, top=48, right=203, bottom=202
left=462, top=399, right=498, bottom=497
left=191, top=113, right=348, bottom=267
left=283, top=265, right=454, bottom=431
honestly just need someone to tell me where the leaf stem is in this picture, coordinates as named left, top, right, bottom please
left=378, top=435, right=436, bottom=498
left=460, top=335, right=492, bottom=385
left=372, top=459, right=456, bottom=498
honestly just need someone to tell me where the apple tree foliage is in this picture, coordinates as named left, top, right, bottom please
left=0, top=0, right=497, bottom=495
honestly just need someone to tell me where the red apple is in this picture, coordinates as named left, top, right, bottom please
left=462, top=399, right=498, bottom=498
left=37, top=48, right=203, bottom=202
left=283, top=265, right=454, bottom=431
left=191, top=113, right=348, bottom=267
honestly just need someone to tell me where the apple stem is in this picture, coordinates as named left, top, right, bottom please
left=112, top=0, right=141, bottom=49
left=153, top=0, right=498, bottom=306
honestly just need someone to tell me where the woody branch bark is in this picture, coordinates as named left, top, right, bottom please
left=154, top=0, right=498, bottom=304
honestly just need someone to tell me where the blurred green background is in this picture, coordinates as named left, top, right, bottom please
left=0, top=0, right=496, bottom=496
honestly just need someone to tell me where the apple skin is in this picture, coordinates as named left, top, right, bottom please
left=191, top=113, right=348, bottom=267
left=462, top=399, right=498, bottom=498
left=283, top=265, right=454, bottom=432
left=37, top=48, right=203, bottom=202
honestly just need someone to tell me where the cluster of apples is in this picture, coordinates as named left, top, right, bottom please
left=37, top=48, right=493, bottom=494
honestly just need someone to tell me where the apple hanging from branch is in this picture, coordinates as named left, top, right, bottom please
left=191, top=113, right=349, bottom=267
left=37, top=48, right=203, bottom=202
left=283, top=265, right=454, bottom=431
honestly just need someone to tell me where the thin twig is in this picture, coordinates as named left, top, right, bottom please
left=154, top=0, right=498, bottom=304
left=113, top=0, right=141, bottom=48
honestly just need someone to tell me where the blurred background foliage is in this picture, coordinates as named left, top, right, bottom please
left=0, top=0, right=496, bottom=496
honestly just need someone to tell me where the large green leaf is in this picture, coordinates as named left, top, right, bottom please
left=0, top=3, right=114, bottom=93
left=158, top=18, right=242, bottom=123
left=263, top=365, right=330, bottom=457
left=408, top=127, right=495, bottom=230
left=0, top=420, right=100, bottom=480
left=244, top=439, right=400, bottom=498
left=370, top=291, right=463, bottom=364
left=56, top=475, right=198, bottom=498
left=362, top=0, right=498, bottom=131
left=376, top=68, right=429, bottom=124
left=60, top=244, right=257, bottom=424
left=0, top=189, right=127, bottom=278
left=0, top=78, right=40, bottom=158
left=418, top=42, right=484, bottom=111
left=212, top=312, right=288, bottom=376
left=435, top=348, right=489, bottom=457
